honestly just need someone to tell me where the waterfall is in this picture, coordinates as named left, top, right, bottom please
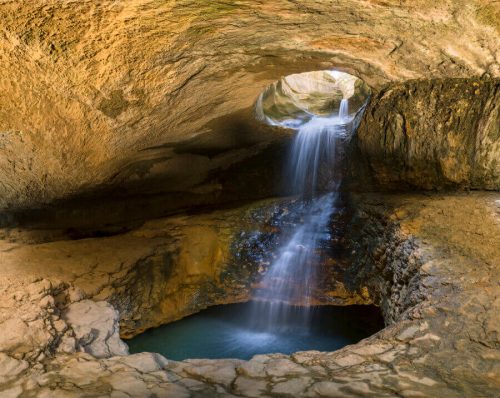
left=288, top=98, right=351, bottom=195
left=339, top=98, right=349, bottom=121
left=250, top=98, right=354, bottom=332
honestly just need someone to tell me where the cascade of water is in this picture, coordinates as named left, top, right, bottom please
left=250, top=98, right=354, bottom=332
left=339, top=98, right=349, bottom=121
left=287, top=101, right=351, bottom=196
left=250, top=193, right=336, bottom=332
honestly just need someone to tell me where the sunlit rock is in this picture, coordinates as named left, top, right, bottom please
left=256, top=70, right=371, bottom=128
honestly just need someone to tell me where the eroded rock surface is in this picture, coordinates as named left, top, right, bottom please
left=63, top=300, right=129, bottom=358
left=0, top=192, right=498, bottom=397
left=0, top=1, right=499, bottom=211
left=0, top=2, right=498, bottom=397
left=350, top=78, right=500, bottom=191
left=0, top=197, right=366, bottom=341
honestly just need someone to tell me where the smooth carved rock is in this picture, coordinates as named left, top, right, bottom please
left=0, top=1, right=499, bottom=212
left=256, top=70, right=371, bottom=126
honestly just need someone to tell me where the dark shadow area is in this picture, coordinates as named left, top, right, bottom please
left=0, top=110, right=292, bottom=237
left=173, top=108, right=275, bottom=158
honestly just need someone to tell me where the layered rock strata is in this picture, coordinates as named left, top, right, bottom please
left=0, top=192, right=498, bottom=397
left=2, top=76, right=498, bottom=234
left=0, top=1, right=499, bottom=396
left=0, top=196, right=366, bottom=345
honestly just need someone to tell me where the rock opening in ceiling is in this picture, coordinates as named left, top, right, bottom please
left=255, top=70, right=371, bottom=129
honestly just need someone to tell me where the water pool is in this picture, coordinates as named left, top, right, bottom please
left=127, top=302, right=384, bottom=360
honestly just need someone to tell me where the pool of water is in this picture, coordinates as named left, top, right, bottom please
left=127, top=302, right=384, bottom=360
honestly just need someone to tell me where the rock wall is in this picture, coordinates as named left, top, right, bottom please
left=344, top=195, right=426, bottom=324
left=0, top=196, right=368, bottom=344
left=348, top=78, right=500, bottom=191
left=0, top=192, right=498, bottom=397
left=3, top=75, right=498, bottom=234
left=1, top=0, right=499, bottom=211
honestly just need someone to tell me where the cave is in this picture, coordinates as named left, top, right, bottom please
left=124, top=68, right=383, bottom=359
left=0, top=2, right=499, bottom=398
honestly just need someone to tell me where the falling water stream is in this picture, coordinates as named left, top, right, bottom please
left=128, top=89, right=384, bottom=360
left=250, top=99, right=353, bottom=331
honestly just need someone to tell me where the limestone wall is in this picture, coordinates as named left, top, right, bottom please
left=1, top=1, right=498, bottom=211
left=349, top=78, right=500, bottom=191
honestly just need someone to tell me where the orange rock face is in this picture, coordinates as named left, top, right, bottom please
left=0, top=1, right=498, bottom=210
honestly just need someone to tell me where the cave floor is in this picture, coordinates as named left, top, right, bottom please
left=0, top=192, right=498, bottom=397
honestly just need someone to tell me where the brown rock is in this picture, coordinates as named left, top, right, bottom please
left=0, top=1, right=498, bottom=212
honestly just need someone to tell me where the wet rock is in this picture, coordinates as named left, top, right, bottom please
left=0, top=192, right=498, bottom=397
left=0, top=196, right=366, bottom=341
